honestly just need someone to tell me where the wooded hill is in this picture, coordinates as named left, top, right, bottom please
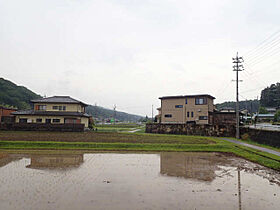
left=0, top=78, right=143, bottom=122
left=0, top=78, right=41, bottom=109
left=215, top=99, right=260, bottom=114
left=216, top=82, right=280, bottom=113
left=260, top=83, right=280, bottom=107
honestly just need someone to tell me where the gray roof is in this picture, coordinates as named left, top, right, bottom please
left=12, top=110, right=90, bottom=118
left=253, top=114, right=274, bottom=118
left=0, top=106, right=17, bottom=110
left=159, top=94, right=215, bottom=100
left=266, top=107, right=277, bottom=111
left=31, top=96, right=87, bottom=106
left=220, top=107, right=235, bottom=110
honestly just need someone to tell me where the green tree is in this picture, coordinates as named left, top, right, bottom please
left=260, top=83, right=280, bottom=107
left=274, top=110, right=280, bottom=122
left=259, top=106, right=269, bottom=114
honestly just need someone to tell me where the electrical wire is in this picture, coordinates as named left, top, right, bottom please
left=245, top=34, right=280, bottom=61
left=245, top=45, right=280, bottom=67
left=244, top=29, right=280, bottom=57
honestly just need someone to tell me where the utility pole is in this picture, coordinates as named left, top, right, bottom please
left=233, top=52, right=244, bottom=139
left=238, top=169, right=242, bottom=210
left=151, top=105, right=154, bottom=123
left=113, top=104, right=116, bottom=125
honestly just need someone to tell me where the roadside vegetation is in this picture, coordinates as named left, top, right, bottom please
left=224, top=137, right=280, bottom=153
left=0, top=130, right=279, bottom=170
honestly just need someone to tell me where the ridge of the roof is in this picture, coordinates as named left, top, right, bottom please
left=31, top=96, right=87, bottom=106
left=159, top=94, right=216, bottom=100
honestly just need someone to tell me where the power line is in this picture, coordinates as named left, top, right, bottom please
left=247, top=60, right=280, bottom=76
left=113, top=104, right=116, bottom=124
left=244, top=59, right=280, bottom=73
left=245, top=34, right=280, bottom=61
left=244, top=29, right=280, bottom=57
left=241, top=70, right=266, bottom=88
left=245, top=45, right=280, bottom=67
left=241, top=62, right=267, bottom=87
left=240, top=86, right=264, bottom=94
left=214, top=80, right=233, bottom=98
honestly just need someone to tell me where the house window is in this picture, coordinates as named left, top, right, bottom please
left=164, top=114, right=172, bottom=118
left=65, top=118, right=80, bottom=124
left=195, top=98, right=207, bottom=105
left=175, top=105, right=183, bottom=108
left=187, top=112, right=189, bottom=117
left=19, top=118, right=27, bottom=123
left=53, top=106, right=66, bottom=111
left=191, top=112, right=194, bottom=117
left=53, top=119, right=60, bottom=123
left=36, top=105, right=46, bottom=110
left=46, top=119, right=51, bottom=124
left=185, top=98, right=188, bottom=104
left=199, top=116, right=208, bottom=120
left=36, top=118, right=42, bottom=123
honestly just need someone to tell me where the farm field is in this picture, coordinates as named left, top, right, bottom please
left=0, top=130, right=280, bottom=170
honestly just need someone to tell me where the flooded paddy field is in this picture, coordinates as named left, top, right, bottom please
left=0, top=151, right=279, bottom=210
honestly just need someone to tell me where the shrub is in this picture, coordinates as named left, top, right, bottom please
left=241, top=133, right=250, bottom=141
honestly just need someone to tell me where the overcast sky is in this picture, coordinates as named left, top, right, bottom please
left=1, top=0, right=280, bottom=116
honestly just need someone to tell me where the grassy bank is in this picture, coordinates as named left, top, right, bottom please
left=0, top=131, right=279, bottom=170
left=236, top=138, right=280, bottom=152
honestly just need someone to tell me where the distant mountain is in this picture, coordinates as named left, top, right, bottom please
left=215, top=99, right=260, bottom=114
left=86, top=105, right=143, bottom=122
left=0, top=78, right=143, bottom=122
left=0, top=78, right=42, bottom=109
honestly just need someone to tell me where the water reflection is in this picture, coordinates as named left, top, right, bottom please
left=160, top=152, right=231, bottom=182
left=26, top=154, right=84, bottom=169
left=0, top=151, right=279, bottom=210
left=0, top=153, right=25, bottom=167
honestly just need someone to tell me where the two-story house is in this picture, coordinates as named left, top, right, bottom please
left=12, top=96, right=90, bottom=128
left=159, top=94, right=215, bottom=125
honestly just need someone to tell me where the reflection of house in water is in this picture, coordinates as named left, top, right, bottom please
left=160, top=153, right=224, bottom=182
left=26, top=154, right=84, bottom=169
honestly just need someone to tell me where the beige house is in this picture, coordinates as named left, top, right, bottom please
left=159, top=94, right=215, bottom=125
left=12, top=96, right=90, bottom=128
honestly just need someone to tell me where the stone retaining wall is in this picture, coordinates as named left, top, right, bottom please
left=145, top=123, right=236, bottom=137
left=146, top=123, right=280, bottom=148
left=241, top=127, right=280, bottom=148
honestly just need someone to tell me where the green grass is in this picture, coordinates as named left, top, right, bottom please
left=95, top=127, right=133, bottom=132
left=241, top=139, right=280, bottom=152
left=220, top=137, right=280, bottom=152
left=94, top=123, right=143, bottom=132
left=134, top=127, right=145, bottom=133
left=95, top=123, right=142, bottom=128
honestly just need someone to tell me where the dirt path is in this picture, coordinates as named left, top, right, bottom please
left=221, top=138, right=280, bottom=157
left=126, top=127, right=144, bottom=133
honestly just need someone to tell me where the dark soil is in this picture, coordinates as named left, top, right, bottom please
left=0, top=131, right=215, bottom=144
